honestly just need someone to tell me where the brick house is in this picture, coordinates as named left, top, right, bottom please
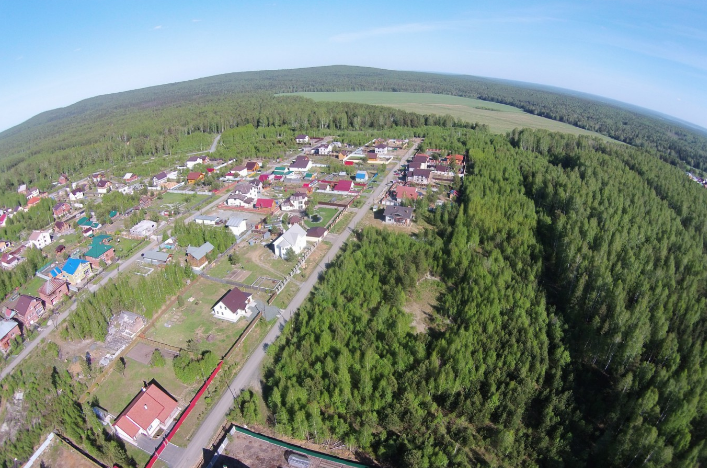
left=84, top=243, right=115, bottom=268
left=38, top=278, right=70, bottom=307
left=3, top=295, right=45, bottom=327
left=0, top=321, right=21, bottom=354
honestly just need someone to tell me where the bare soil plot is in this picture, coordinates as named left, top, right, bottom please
left=404, top=278, right=444, bottom=333
left=126, top=342, right=178, bottom=365
left=38, top=435, right=101, bottom=468
left=225, top=268, right=250, bottom=283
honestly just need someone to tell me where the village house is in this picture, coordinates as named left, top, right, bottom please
left=305, top=226, right=328, bottom=243
left=96, top=180, right=113, bottom=194
left=27, top=230, right=51, bottom=250
left=26, top=197, right=42, bottom=210
left=330, top=179, right=354, bottom=194
left=185, top=155, right=207, bottom=169
left=0, top=240, right=10, bottom=252
left=84, top=243, right=115, bottom=268
left=91, top=172, right=105, bottom=183
left=289, top=156, right=312, bottom=172
left=212, top=287, right=255, bottom=323
left=411, top=154, right=429, bottom=169
left=187, top=172, right=204, bottom=184
left=355, top=171, right=368, bottom=182
left=367, top=151, right=379, bottom=163
left=58, top=174, right=69, bottom=185
left=337, top=150, right=350, bottom=161
left=114, top=382, right=180, bottom=443
left=69, top=187, right=85, bottom=201
left=384, top=206, right=414, bottom=226
left=433, top=164, right=454, bottom=177
left=123, top=172, right=139, bottom=183
left=186, top=242, right=214, bottom=269
left=374, top=144, right=388, bottom=154
left=141, top=250, right=172, bottom=266
left=232, top=182, right=259, bottom=199
left=226, top=194, right=255, bottom=208
left=38, top=278, right=70, bottom=307
left=230, top=165, right=248, bottom=178
left=17, top=184, right=27, bottom=194
left=273, top=224, right=307, bottom=259
left=245, top=161, right=260, bottom=173
left=315, top=144, right=333, bottom=155
left=409, top=169, right=432, bottom=185
left=0, top=320, right=21, bottom=354
left=53, top=202, right=71, bottom=218
left=1, top=253, right=21, bottom=270
left=194, top=215, right=220, bottom=226
left=295, top=134, right=310, bottom=144
left=3, top=294, right=45, bottom=327
left=50, top=258, right=92, bottom=285
left=284, top=192, right=308, bottom=211
left=225, top=217, right=247, bottom=236
left=394, top=185, right=419, bottom=203
left=254, top=198, right=275, bottom=210
left=25, top=187, right=40, bottom=200
left=152, top=172, right=168, bottom=187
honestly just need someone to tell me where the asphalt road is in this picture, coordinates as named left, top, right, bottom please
left=0, top=237, right=160, bottom=382
left=174, top=142, right=419, bottom=468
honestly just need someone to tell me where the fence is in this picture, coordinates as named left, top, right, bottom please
left=222, top=311, right=261, bottom=361
left=145, top=361, right=223, bottom=468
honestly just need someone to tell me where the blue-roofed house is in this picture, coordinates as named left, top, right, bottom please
left=51, top=258, right=92, bottom=285
left=355, top=171, right=368, bottom=182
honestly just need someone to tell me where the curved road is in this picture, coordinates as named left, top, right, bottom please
left=174, top=142, right=419, bottom=468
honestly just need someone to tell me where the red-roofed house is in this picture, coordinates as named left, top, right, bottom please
left=212, top=287, right=254, bottom=323
left=53, top=202, right=71, bottom=218
left=26, top=197, right=42, bottom=210
left=332, top=180, right=353, bottom=193
left=395, top=186, right=419, bottom=201
left=38, top=278, right=69, bottom=307
left=114, top=382, right=180, bottom=443
left=254, top=198, right=274, bottom=210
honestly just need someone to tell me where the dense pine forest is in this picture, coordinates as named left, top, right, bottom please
left=1, top=66, right=707, bottom=195
left=264, top=127, right=707, bottom=467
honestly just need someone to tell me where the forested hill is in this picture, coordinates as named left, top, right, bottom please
left=2, top=66, right=707, bottom=173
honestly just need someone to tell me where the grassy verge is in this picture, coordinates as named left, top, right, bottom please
left=329, top=212, right=355, bottom=234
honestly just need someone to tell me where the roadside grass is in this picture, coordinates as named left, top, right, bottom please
left=329, top=212, right=355, bottom=234
left=114, top=237, right=145, bottom=258
left=272, top=281, right=300, bottom=309
left=143, top=280, right=247, bottom=358
left=288, top=91, right=615, bottom=139
left=303, top=207, right=339, bottom=228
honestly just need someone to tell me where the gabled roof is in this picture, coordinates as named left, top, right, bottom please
left=0, top=320, right=18, bottom=338
left=218, top=287, right=252, bottom=314
left=255, top=198, right=274, bottom=209
left=186, top=156, right=203, bottom=162
left=187, top=172, right=203, bottom=180
left=91, top=235, right=112, bottom=246
left=153, top=171, right=168, bottom=180
left=27, top=196, right=41, bottom=206
left=274, top=224, right=307, bottom=250
left=39, top=278, right=67, bottom=296
left=306, top=227, right=328, bottom=239
left=245, top=161, right=259, bottom=170
left=226, top=217, right=246, bottom=227
left=115, top=383, right=178, bottom=438
left=142, top=250, right=171, bottom=262
left=289, top=156, right=311, bottom=169
left=5, top=295, right=42, bottom=318
left=413, top=169, right=432, bottom=179
left=53, top=202, right=69, bottom=211
left=384, top=206, right=414, bottom=221
left=28, top=231, right=46, bottom=241
left=332, top=180, right=353, bottom=192
left=186, top=242, right=214, bottom=260
left=62, top=258, right=90, bottom=275
left=194, top=215, right=220, bottom=223
left=84, top=243, right=113, bottom=259
left=395, top=186, right=419, bottom=200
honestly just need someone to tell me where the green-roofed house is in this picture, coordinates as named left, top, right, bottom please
left=109, top=210, right=119, bottom=219
left=274, top=166, right=287, bottom=172
left=304, top=172, right=314, bottom=180
left=84, top=243, right=115, bottom=268
left=91, top=234, right=113, bottom=246
left=76, top=216, right=91, bottom=227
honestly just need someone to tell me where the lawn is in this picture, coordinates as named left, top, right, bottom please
left=154, top=192, right=209, bottom=212
left=272, top=281, right=300, bottom=309
left=143, top=278, right=249, bottom=358
left=19, top=275, right=44, bottom=297
left=114, top=237, right=145, bottom=258
left=303, top=207, right=339, bottom=228
left=92, top=357, right=194, bottom=416
left=287, top=91, right=615, bottom=139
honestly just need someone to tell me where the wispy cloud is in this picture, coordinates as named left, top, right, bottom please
left=153, top=25, right=163, bottom=30
left=192, top=19, right=201, bottom=23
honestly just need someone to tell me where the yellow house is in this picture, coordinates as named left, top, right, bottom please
left=51, top=258, right=92, bottom=285
left=187, top=172, right=205, bottom=184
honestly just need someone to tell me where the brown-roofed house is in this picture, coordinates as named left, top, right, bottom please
left=212, top=287, right=254, bottom=323
left=38, top=278, right=69, bottom=307
left=53, top=202, right=71, bottom=218
left=305, top=226, right=328, bottom=243
left=3, top=295, right=45, bottom=327
left=395, top=186, right=419, bottom=201
left=114, top=382, right=180, bottom=442
left=54, top=220, right=71, bottom=233
left=187, top=172, right=204, bottom=184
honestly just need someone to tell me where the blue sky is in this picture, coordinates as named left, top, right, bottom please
left=2, top=0, right=706, bottom=132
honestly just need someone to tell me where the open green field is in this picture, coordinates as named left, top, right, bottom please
left=288, top=91, right=614, bottom=138
left=153, top=192, right=209, bottom=213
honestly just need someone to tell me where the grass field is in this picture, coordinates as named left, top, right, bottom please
left=19, top=276, right=44, bottom=297
left=287, top=91, right=614, bottom=138
left=303, top=207, right=339, bottom=228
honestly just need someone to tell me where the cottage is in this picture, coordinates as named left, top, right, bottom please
left=411, top=155, right=428, bottom=168
left=226, top=194, right=255, bottom=208
left=281, top=192, right=308, bottom=212
left=254, top=198, right=275, bottom=210
left=50, top=258, right=92, bottom=285
left=273, top=224, right=307, bottom=259
left=91, top=172, right=105, bottom=183
left=384, top=206, right=414, bottom=226
left=337, top=150, right=350, bottom=161
left=315, top=144, right=333, bottom=155
left=212, top=287, right=255, bottom=323
left=232, top=182, right=258, bottom=199
left=114, top=382, right=180, bottom=443
left=374, top=144, right=388, bottom=155
left=27, top=231, right=51, bottom=249
left=331, top=179, right=353, bottom=193
left=0, top=240, right=10, bottom=252
left=367, top=151, right=379, bottom=162
left=226, top=217, right=247, bottom=236
left=394, top=185, right=419, bottom=202
left=152, top=172, right=168, bottom=187
left=17, top=184, right=27, bottom=194
left=305, top=226, right=328, bottom=243
left=410, top=169, right=432, bottom=185
left=96, top=180, right=113, bottom=194
left=3, top=295, right=45, bottom=327
left=1, top=253, right=21, bottom=270
left=38, top=278, right=70, bottom=307
left=130, top=220, right=157, bottom=238
left=433, top=164, right=454, bottom=177
left=185, top=155, right=207, bottom=169
left=186, top=242, right=214, bottom=269
left=289, top=156, right=312, bottom=172
left=0, top=321, right=21, bottom=354
left=123, top=172, right=139, bottom=183
left=141, top=250, right=172, bottom=266
left=84, top=243, right=115, bottom=268
left=25, top=187, right=40, bottom=200
left=26, top=197, right=42, bottom=210
left=355, top=171, right=368, bottom=182
left=245, top=161, right=260, bottom=173
left=295, top=134, right=310, bottom=144
left=187, top=172, right=204, bottom=184
left=69, top=188, right=85, bottom=201
left=230, top=165, right=248, bottom=178
left=53, top=202, right=71, bottom=218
